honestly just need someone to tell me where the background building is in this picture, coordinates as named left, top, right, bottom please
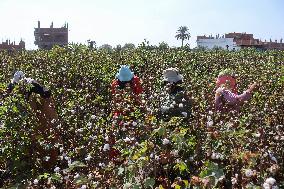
left=197, top=35, right=240, bottom=50
left=34, top=21, right=68, bottom=50
left=197, top=32, right=284, bottom=51
left=0, top=39, right=25, bottom=51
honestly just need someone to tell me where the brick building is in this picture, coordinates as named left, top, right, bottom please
left=0, top=39, right=25, bottom=51
left=34, top=21, right=68, bottom=50
left=197, top=32, right=284, bottom=51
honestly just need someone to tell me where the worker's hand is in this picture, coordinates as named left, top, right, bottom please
left=248, top=82, right=258, bottom=93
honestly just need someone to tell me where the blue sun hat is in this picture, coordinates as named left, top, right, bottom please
left=116, top=65, right=134, bottom=82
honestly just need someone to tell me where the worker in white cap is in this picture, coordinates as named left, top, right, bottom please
left=158, top=68, right=192, bottom=121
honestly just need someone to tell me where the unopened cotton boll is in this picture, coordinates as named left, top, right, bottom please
left=103, top=144, right=110, bottom=151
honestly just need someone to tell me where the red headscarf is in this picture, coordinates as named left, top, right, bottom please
left=216, top=75, right=237, bottom=94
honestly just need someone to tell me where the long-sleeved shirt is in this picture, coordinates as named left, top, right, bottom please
left=7, top=78, right=51, bottom=100
left=215, top=87, right=251, bottom=112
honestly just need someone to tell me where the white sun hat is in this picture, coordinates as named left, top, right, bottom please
left=12, top=71, right=25, bottom=83
left=163, top=68, right=183, bottom=83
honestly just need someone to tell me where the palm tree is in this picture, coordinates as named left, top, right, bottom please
left=175, top=26, right=191, bottom=47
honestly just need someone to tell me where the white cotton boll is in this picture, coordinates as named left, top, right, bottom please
left=181, top=112, right=188, bottom=118
left=54, top=167, right=60, bottom=173
left=207, top=120, right=214, bottom=127
left=142, top=100, right=146, bottom=104
left=103, top=144, right=110, bottom=151
left=255, top=133, right=261, bottom=137
left=99, top=163, right=105, bottom=167
left=85, top=155, right=92, bottom=161
left=170, top=150, right=179, bottom=157
left=77, top=128, right=83, bottom=133
left=81, top=185, right=87, bottom=189
left=88, top=173, right=93, bottom=179
left=150, top=153, right=154, bottom=158
left=178, top=103, right=184, bottom=108
left=132, top=121, right=137, bottom=126
left=45, top=156, right=50, bottom=162
left=161, top=106, right=169, bottom=113
left=74, top=173, right=80, bottom=179
left=172, top=101, right=176, bottom=105
left=71, top=110, right=75, bottom=114
left=60, top=147, right=64, bottom=153
left=124, top=137, right=131, bottom=142
left=231, top=177, right=237, bottom=185
left=170, top=104, right=174, bottom=108
left=265, top=177, right=276, bottom=185
left=211, top=153, right=217, bottom=159
left=122, top=127, right=127, bottom=131
left=263, top=183, right=270, bottom=189
left=182, top=98, right=186, bottom=102
left=162, top=138, right=170, bottom=145
left=105, top=136, right=109, bottom=141
left=33, top=179, right=39, bottom=185
left=245, top=169, right=253, bottom=177
left=91, top=115, right=96, bottom=119
left=272, top=186, right=279, bottom=189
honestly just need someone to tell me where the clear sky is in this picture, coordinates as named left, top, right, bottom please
left=1, top=0, right=284, bottom=50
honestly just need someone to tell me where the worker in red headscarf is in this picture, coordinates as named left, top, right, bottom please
left=214, top=69, right=258, bottom=113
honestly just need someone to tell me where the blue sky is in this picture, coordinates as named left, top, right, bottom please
left=0, top=0, right=283, bottom=49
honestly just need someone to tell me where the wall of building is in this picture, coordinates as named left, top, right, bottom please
left=196, top=38, right=241, bottom=50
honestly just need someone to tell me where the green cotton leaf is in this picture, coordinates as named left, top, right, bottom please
left=133, top=184, right=141, bottom=189
left=68, top=161, right=86, bottom=171
left=174, top=185, right=181, bottom=189
left=38, top=173, right=51, bottom=180
left=145, top=177, right=155, bottom=188
left=74, top=176, right=88, bottom=184
left=153, top=126, right=166, bottom=136
left=199, top=161, right=224, bottom=180
left=174, top=161, right=188, bottom=173
left=50, top=173, right=62, bottom=181
left=12, top=106, right=18, bottom=113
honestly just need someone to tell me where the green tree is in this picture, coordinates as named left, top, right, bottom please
left=175, top=26, right=191, bottom=47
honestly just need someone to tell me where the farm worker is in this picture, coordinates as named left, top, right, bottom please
left=158, top=68, right=192, bottom=121
left=111, top=65, right=143, bottom=120
left=214, top=69, right=258, bottom=113
left=7, top=71, right=60, bottom=167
